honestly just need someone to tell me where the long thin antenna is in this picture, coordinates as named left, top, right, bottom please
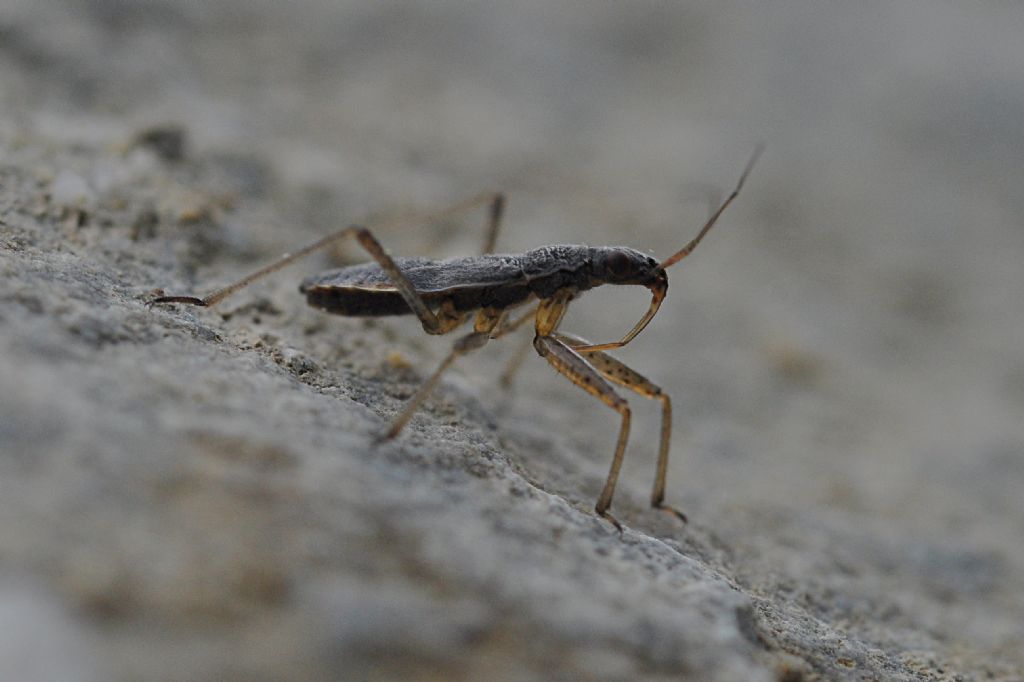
left=658, top=144, right=764, bottom=270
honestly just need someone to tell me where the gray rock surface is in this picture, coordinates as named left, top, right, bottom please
left=2, top=2, right=1023, bottom=680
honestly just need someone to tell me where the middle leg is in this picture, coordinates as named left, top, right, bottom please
left=384, top=300, right=534, bottom=439
left=382, top=305, right=506, bottom=440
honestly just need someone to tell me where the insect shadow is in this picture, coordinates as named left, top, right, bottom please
left=154, top=147, right=763, bottom=531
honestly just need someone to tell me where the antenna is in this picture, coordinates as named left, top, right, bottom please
left=659, top=144, right=764, bottom=270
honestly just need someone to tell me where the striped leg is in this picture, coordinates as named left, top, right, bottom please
left=556, top=333, right=685, bottom=523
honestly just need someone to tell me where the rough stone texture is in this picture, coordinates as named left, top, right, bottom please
left=2, top=2, right=1024, bottom=681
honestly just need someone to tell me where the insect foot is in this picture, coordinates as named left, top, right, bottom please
left=654, top=503, right=689, bottom=524
left=596, top=507, right=624, bottom=534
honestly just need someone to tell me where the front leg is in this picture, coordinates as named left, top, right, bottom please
left=569, top=279, right=667, bottom=354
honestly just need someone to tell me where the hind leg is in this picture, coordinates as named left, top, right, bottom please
left=153, top=191, right=506, bottom=323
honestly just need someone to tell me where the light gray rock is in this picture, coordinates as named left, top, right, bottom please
left=0, top=579, right=103, bottom=682
left=2, top=2, right=1023, bottom=681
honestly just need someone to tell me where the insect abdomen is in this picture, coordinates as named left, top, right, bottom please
left=303, top=281, right=533, bottom=317
left=303, top=286, right=414, bottom=316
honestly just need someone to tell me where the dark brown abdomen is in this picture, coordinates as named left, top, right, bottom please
left=303, top=281, right=535, bottom=317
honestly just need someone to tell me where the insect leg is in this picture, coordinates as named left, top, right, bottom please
left=481, top=192, right=506, bottom=255
left=382, top=190, right=506, bottom=255
left=569, top=279, right=667, bottom=355
left=373, top=190, right=505, bottom=255
left=555, top=332, right=685, bottom=523
left=382, top=306, right=506, bottom=439
left=155, top=225, right=457, bottom=334
left=151, top=191, right=505, bottom=316
left=532, top=333, right=630, bottom=531
left=499, top=334, right=533, bottom=387
left=487, top=302, right=540, bottom=386
left=391, top=190, right=504, bottom=255
left=489, top=302, right=538, bottom=337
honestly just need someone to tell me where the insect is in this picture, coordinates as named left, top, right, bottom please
left=154, top=147, right=762, bottom=530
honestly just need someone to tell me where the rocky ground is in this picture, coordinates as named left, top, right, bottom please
left=2, top=2, right=1024, bottom=680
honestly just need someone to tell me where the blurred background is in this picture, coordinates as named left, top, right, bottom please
left=2, top=0, right=1023, bottom=679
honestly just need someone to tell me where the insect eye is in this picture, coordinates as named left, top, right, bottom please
left=606, top=252, right=632, bottom=278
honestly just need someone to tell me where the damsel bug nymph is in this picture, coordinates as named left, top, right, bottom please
left=154, top=147, right=762, bottom=531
